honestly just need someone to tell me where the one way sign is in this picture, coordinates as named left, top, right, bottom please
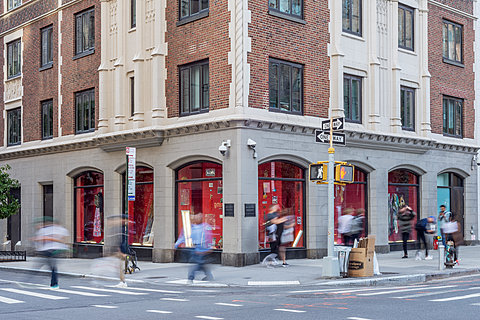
left=321, top=117, right=344, bottom=131
left=315, top=130, right=346, bottom=146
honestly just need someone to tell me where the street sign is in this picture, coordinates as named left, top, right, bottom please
left=321, top=117, right=344, bottom=131
left=309, top=163, right=327, bottom=181
left=315, top=130, right=346, bottom=145
left=126, top=147, right=136, bottom=201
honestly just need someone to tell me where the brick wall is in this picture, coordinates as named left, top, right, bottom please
left=248, top=2, right=330, bottom=118
left=429, top=2, right=475, bottom=139
left=165, top=1, right=231, bottom=118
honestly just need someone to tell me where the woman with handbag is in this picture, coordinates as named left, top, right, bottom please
left=277, top=209, right=295, bottom=267
left=397, top=204, right=415, bottom=259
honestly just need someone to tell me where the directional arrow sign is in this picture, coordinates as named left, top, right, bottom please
left=321, top=117, right=344, bottom=131
left=315, top=130, right=346, bottom=146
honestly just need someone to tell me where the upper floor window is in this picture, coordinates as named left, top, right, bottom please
left=180, top=0, right=208, bottom=20
left=342, top=0, right=362, bottom=36
left=443, top=96, right=462, bottom=138
left=180, top=60, right=209, bottom=116
left=75, top=89, right=95, bottom=134
left=75, top=8, right=95, bottom=57
left=7, top=108, right=21, bottom=146
left=41, top=25, right=53, bottom=68
left=131, top=0, right=136, bottom=28
left=269, top=58, right=303, bottom=114
left=42, top=100, right=54, bottom=140
left=398, top=4, right=414, bottom=51
left=268, top=0, right=302, bottom=19
left=7, top=39, right=21, bottom=79
left=443, top=20, right=462, bottom=64
left=343, top=74, right=362, bottom=123
left=7, top=0, right=21, bottom=11
left=130, top=77, right=135, bottom=116
left=400, top=86, right=415, bottom=130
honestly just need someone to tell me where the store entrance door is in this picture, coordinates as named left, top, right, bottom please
left=7, top=187, right=21, bottom=251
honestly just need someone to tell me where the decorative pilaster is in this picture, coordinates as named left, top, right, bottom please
left=419, top=0, right=432, bottom=136
left=329, top=0, right=345, bottom=119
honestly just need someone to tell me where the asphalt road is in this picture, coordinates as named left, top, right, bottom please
left=0, top=271, right=479, bottom=320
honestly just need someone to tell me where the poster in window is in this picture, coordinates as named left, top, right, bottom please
left=180, top=188, right=190, bottom=206
left=205, top=168, right=215, bottom=177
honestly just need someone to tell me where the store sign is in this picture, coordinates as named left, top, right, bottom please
left=126, top=147, right=136, bottom=201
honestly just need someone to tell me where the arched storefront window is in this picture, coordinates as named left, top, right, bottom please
left=334, top=169, right=368, bottom=244
left=175, top=162, right=223, bottom=249
left=74, top=171, right=104, bottom=244
left=388, top=169, right=419, bottom=242
left=258, top=161, right=305, bottom=249
left=437, top=172, right=464, bottom=235
left=122, top=167, right=154, bottom=246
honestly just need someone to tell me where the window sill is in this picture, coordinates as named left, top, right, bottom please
left=179, top=109, right=210, bottom=117
left=402, top=127, right=415, bottom=132
left=128, top=27, right=136, bottom=33
left=268, top=107, right=303, bottom=116
left=73, top=49, right=95, bottom=60
left=268, top=9, right=306, bottom=25
left=443, top=58, right=464, bottom=68
left=6, top=74, right=22, bottom=82
left=345, top=118, right=362, bottom=124
left=42, top=136, right=53, bottom=141
left=341, top=32, right=365, bottom=42
left=398, top=48, right=416, bottom=56
left=177, top=10, right=209, bottom=27
left=39, top=63, right=53, bottom=72
left=443, top=133, right=463, bottom=139
left=7, top=142, right=21, bottom=147
left=75, top=129, right=95, bottom=135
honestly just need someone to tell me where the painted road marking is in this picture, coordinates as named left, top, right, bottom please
left=215, top=302, right=243, bottom=307
left=347, top=317, right=373, bottom=320
left=40, top=288, right=109, bottom=297
left=248, top=281, right=300, bottom=286
left=71, top=286, right=147, bottom=295
left=471, top=303, right=480, bottom=306
left=0, top=295, right=24, bottom=304
left=1, top=288, right=68, bottom=300
left=357, top=285, right=456, bottom=296
left=195, top=316, right=224, bottom=320
left=290, top=288, right=354, bottom=293
left=290, top=285, right=426, bottom=294
left=430, top=293, right=480, bottom=302
left=92, top=305, right=118, bottom=309
left=161, top=297, right=189, bottom=302
left=188, top=289, right=220, bottom=293
left=274, top=309, right=306, bottom=313
left=393, top=287, right=480, bottom=299
left=147, top=310, right=173, bottom=314
left=107, top=287, right=182, bottom=294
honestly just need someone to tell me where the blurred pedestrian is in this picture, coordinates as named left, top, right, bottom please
left=262, top=204, right=281, bottom=267
left=397, top=204, right=415, bottom=259
left=175, top=212, right=214, bottom=283
left=338, top=208, right=355, bottom=246
left=105, top=214, right=128, bottom=287
left=33, top=217, right=69, bottom=289
left=438, top=205, right=452, bottom=246
left=414, top=216, right=436, bottom=260
left=350, top=208, right=365, bottom=245
left=278, top=209, right=294, bottom=267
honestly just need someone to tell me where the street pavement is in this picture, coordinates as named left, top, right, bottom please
left=0, top=245, right=479, bottom=287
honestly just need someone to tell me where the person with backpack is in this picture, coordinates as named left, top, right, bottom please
left=414, top=216, right=436, bottom=260
left=438, top=205, right=453, bottom=246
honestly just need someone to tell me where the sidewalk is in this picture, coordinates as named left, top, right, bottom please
left=1, top=245, right=478, bottom=287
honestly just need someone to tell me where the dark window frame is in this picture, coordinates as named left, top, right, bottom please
left=7, top=108, right=21, bottom=146
left=398, top=4, right=414, bottom=51
left=343, top=74, right=362, bottom=123
left=179, top=0, right=209, bottom=21
left=75, top=88, right=96, bottom=134
left=342, top=0, right=362, bottom=36
left=40, top=25, right=54, bottom=70
left=268, top=58, right=304, bottom=115
left=130, top=77, right=135, bottom=117
left=442, top=20, right=463, bottom=65
left=74, top=7, right=95, bottom=58
left=179, top=60, right=209, bottom=116
left=131, top=0, right=136, bottom=28
left=7, top=39, right=21, bottom=79
left=7, top=0, right=21, bottom=11
left=41, top=99, right=54, bottom=140
left=400, top=86, right=415, bottom=131
left=443, top=96, right=463, bottom=138
left=268, top=0, right=303, bottom=20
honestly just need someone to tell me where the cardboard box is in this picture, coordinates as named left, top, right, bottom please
left=347, top=235, right=376, bottom=277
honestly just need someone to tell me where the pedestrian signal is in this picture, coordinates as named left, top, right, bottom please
left=335, top=164, right=354, bottom=183
left=309, top=163, right=327, bottom=182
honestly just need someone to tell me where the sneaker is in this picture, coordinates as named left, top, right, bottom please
left=113, top=281, right=127, bottom=288
left=402, top=255, right=408, bottom=259
left=50, top=285, right=59, bottom=290
left=187, top=279, right=193, bottom=285
left=425, top=255, right=433, bottom=260
left=415, top=252, right=421, bottom=261
left=282, top=262, right=289, bottom=267
left=201, top=276, right=214, bottom=281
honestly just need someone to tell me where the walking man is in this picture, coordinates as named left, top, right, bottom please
left=398, top=204, right=415, bottom=259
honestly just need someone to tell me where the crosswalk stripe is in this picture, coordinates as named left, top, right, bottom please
left=161, top=297, right=189, bottom=302
left=92, top=305, right=118, bottom=309
left=195, top=316, right=224, bottom=320
left=347, top=317, right=373, bottom=320
left=0, top=295, right=24, bottom=304
left=274, top=309, right=306, bottom=313
left=393, top=287, right=480, bottom=299
left=357, top=285, right=457, bottom=296
left=40, top=288, right=109, bottom=297
left=215, top=302, right=243, bottom=307
left=147, top=310, right=173, bottom=314
left=471, top=303, right=480, bottom=306
left=330, top=285, right=428, bottom=294
left=71, top=286, right=147, bottom=295
left=106, top=286, right=182, bottom=294
left=430, top=293, right=480, bottom=302
left=1, top=288, right=68, bottom=300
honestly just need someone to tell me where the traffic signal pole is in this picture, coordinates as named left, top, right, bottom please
left=322, top=117, right=340, bottom=277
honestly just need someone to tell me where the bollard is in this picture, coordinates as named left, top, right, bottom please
left=438, top=244, right=445, bottom=270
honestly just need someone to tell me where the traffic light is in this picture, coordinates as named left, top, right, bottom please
left=309, top=163, right=327, bottom=182
left=335, top=164, right=354, bottom=183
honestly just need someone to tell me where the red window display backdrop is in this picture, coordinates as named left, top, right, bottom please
left=176, top=162, right=223, bottom=249
left=123, top=167, right=154, bottom=246
left=334, top=169, right=367, bottom=244
left=388, top=169, right=419, bottom=242
left=258, top=161, right=305, bottom=249
left=74, top=171, right=104, bottom=244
